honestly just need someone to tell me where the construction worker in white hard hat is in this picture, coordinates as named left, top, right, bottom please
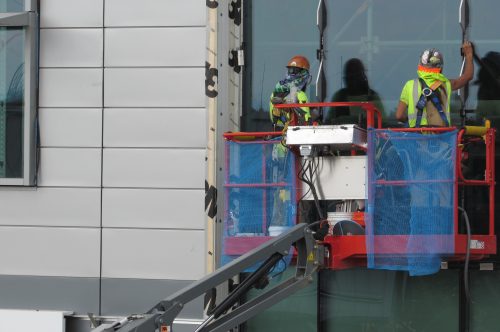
left=269, top=55, right=312, bottom=129
left=396, top=41, right=474, bottom=127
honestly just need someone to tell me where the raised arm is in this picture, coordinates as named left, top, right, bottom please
left=395, top=100, right=408, bottom=122
left=450, top=41, right=474, bottom=91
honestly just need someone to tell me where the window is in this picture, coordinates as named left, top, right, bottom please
left=240, top=0, right=500, bottom=331
left=0, top=0, right=38, bottom=185
left=242, top=0, right=319, bottom=132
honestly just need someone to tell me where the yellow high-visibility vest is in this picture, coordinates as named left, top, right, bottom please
left=403, top=78, right=452, bottom=127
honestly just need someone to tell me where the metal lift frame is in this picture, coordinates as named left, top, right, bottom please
left=92, top=223, right=324, bottom=332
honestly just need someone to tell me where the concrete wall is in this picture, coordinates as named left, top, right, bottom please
left=0, top=0, right=207, bottom=320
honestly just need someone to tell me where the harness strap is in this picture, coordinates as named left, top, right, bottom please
left=414, top=78, right=449, bottom=127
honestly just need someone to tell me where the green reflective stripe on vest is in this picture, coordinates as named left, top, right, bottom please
left=297, top=91, right=311, bottom=121
left=407, top=79, right=451, bottom=127
left=408, top=79, right=419, bottom=125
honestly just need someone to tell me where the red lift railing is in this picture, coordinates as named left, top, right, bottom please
left=325, top=126, right=496, bottom=269
left=223, top=102, right=496, bottom=269
left=272, top=101, right=383, bottom=129
left=222, top=132, right=295, bottom=257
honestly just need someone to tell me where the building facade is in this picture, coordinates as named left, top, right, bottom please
left=0, top=0, right=208, bottom=331
left=1, top=0, right=500, bottom=331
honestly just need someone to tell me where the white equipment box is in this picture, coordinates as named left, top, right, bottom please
left=286, top=124, right=367, bottom=149
left=0, top=309, right=71, bottom=332
left=301, top=156, right=367, bottom=200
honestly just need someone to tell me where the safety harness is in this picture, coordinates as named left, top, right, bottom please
left=414, top=78, right=449, bottom=127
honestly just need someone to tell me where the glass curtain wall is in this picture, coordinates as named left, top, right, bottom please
left=0, top=0, right=26, bottom=178
left=0, top=0, right=24, bottom=12
left=242, top=0, right=319, bottom=131
left=241, top=0, right=500, bottom=331
left=0, top=27, right=24, bottom=178
left=467, top=1, right=500, bottom=331
left=323, top=0, right=461, bottom=125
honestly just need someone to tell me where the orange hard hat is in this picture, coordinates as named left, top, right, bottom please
left=287, top=55, right=310, bottom=71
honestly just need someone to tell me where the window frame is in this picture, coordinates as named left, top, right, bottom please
left=0, top=0, right=38, bottom=186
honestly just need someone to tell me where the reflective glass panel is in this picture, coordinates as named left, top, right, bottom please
left=0, top=27, right=24, bottom=178
left=242, top=0, right=319, bottom=131
left=0, top=0, right=24, bottom=12
left=320, top=269, right=459, bottom=331
left=469, top=0, right=500, bottom=119
left=244, top=267, right=317, bottom=331
left=324, top=0, right=462, bottom=124
left=471, top=271, right=500, bottom=330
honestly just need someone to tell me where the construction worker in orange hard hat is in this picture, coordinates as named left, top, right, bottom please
left=269, top=55, right=312, bottom=129
left=267, top=56, right=313, bottom=233
left=396, top=41, right=474, bottom=127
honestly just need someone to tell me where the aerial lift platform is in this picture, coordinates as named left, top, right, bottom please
left=93, top=102, right=496, bottom=332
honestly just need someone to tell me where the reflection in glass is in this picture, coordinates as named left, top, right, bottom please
left=0, top=27, right=24, bottom=178
left=468, top=0, right=500, bottom=112
left=320, top=269, right=458, bottom=331
left=244, top=267, right=317, bottom=331
left=242, top=0, right=318, bottom=131
left=471, top=271, right=500, bottom=330
left=0, top=0, right=24, bottom=12
left=325, top=58, right=384, bottom=126
left=240, top=1, right=500, bottom=330
left=325, top=0, right=461, bottom=123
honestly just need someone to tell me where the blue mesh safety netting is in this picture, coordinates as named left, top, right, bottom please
left=366, top=129, right=457, bottom=276
left=222, top=137, right=296, bottom=270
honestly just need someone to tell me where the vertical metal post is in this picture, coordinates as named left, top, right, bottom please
left=366, top=0, right=374, bottom=74
left=262, top=143, right=267, bottom=234
left=488, top=130, right=495, bottom=236
left=458, top=0, right=470, bottom=127
left=0, top=101, right=5, bottom=177
left=23, top=11, right=37, bottom=185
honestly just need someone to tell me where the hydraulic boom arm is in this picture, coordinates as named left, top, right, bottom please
left=92, top=223, right=324, bottom=332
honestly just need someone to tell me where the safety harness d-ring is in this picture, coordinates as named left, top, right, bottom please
left=422, top=87, right=433, bottom=97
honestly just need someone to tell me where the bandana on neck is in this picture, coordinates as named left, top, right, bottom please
left=417, top=70, right=449, bottom=86
left=273, top=70, right=311, bottom=95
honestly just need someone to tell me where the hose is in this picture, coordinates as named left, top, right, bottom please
left=458, top=206, right=471, bottom=332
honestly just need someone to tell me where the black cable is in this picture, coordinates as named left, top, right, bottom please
left=298, top=158, right=312, bottom=200
left=269, top=257, right=288, bottom=280
left=458, top=206, right=471, bottom=332
left=209, top=253, right=283, bottom=319
left=299, top=157, right=324, bottom=220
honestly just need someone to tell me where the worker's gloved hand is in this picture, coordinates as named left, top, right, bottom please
left=461, top=40, right=473, bottom=59
left=271, top=96, right=285, bottom=104
left=310, top=108, right=321, bottom=123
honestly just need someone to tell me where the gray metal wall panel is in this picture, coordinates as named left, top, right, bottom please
left=102, top=149, right=204, bottom=189
left=0, top=188, right=100, bottom=227
left=103, top=108, right=206, bottom=148
left=40, top=0, right=103, bottom=28
left=39, top=69, right=103, bottom=108
left=0, top=275, right=99, bottom=314
left=104, top=0, right=205, bottom=27
left=101, top=228, right=205, bottom=280
left=102, top=188, right=204, bottom=229
left=40, top=29, right=103, bottom=67
left=2, top=0, right=210, bottom=323
left=104, top=68, right=204, bottom=108
left=100, top=278, right=203, bottom=319
left=105, top=28, right=205, bottom=67
left=0, top=227, right=101, bottom=277
left=39, top=108, right=102, bottom=148
left=38, top=148, right=102, bottom=187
